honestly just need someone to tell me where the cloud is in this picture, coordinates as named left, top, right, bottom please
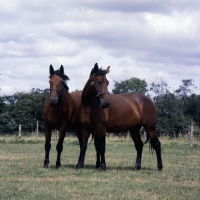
left=0, top=0, right=200, bottom=96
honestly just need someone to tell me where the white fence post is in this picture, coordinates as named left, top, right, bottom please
left=18, top=124, right=21, bottom=139
left=188, top=122, right=194, bottom=146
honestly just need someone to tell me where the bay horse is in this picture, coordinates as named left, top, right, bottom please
left=76, top=63, right=163, bottom=171
left=43, top=65, right=82, bottom=168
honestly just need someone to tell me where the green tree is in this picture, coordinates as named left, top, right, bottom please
left=150, top=78, right=190, bottom=136
left=184, top=94, right=200, bottom=127
left=175, top=79, right=196, bottom=98
left=0, top=112, right=17, bottom=133
left=112, top=77, right=148, bottom=94
left=0, top=97, right=5, bottom=113
left=0, top=97, right=17, bottom=133
left=149, top=78, right=170, bottom=96
left=0, top=88, right=49, bottom=134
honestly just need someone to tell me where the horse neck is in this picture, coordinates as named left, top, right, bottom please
left=82, top=78, right=96, bottom=107
left=56, top=88, right=71, bottom=108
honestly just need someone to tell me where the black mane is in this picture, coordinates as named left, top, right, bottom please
left=49, top=70, right=69, bottom=81
left=90, top=63, right=107, bottom=77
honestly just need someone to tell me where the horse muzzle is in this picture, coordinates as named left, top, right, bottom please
left=49, top=97, right=59, bottom=105
left=100, top=98, right=110, bottom=109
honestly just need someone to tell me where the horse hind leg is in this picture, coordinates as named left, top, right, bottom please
left=152, top=138, right=163, bottom=171
left=144, top=124, right=163, bottom=171
left=130, top=126, right=143, bottom=170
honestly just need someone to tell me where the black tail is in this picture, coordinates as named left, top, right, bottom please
left=90, top=132, right=94, bottom=143
left=144, top=133, right=149, bottom=144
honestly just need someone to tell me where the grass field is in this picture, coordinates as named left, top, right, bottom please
left=0, top=135, right=200, bottom=200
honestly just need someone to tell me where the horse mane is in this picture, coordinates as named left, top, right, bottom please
left=49, top=70, right=69, bottom=81
left=81, top=75, right=94, bottom=106
left=62, top=82, right=69, bottom=91
left=89, top=63, right=107, bottom=77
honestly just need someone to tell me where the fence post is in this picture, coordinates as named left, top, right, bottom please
left=18, top=124, right=21, bottom=139
left=36, top=121, right=38, bottom=141
left=188, top=122, right=194, bottom=146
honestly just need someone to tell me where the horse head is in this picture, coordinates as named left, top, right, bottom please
left=87, top=63, right=110, bottom=109
left=49, top=65, right=69, bottom=105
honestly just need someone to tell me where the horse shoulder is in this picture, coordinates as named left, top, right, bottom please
left=79, top=106, right=91, bottom=127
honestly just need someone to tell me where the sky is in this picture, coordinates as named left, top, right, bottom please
left=0, top=0, right=200, bottom=96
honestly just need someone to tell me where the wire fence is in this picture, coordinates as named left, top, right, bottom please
left=0, top=121, right=77, bottom=138
left=1, top=121, right=200, bottom=137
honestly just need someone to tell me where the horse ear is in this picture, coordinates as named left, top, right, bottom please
left=94, top=63, right=99, bottom=73
left=60, top=65, right=64, bottom=74
left=50, top=65, right=54, bottom=75
left=106, top=66, right=110, bottom=74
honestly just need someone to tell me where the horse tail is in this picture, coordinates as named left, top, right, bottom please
left=143, top=133, right=149, bottom=144
left=142, top=131, right=154, bottom=152
left=141, top=131, right=153, bottom=152
left=90, top=132, right=94, bottom=143
left=149, top=139, right=154, bottom=153
left=140, top=127, right=149, bottom=144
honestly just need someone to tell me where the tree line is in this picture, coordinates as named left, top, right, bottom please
left=0, top=88, right=49, bottom=134
left=0, top=78, right=200, bottom=137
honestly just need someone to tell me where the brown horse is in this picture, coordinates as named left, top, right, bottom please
left=76, top=63, right=163, bottom=171
left=43, top=65, right=82, bottom=168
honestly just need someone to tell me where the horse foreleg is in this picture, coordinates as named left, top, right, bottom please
left=94, top=136, right=100, bottom=168
left=76, top=129, right=89, bottom=169
left=96, top=133, right=106, bottom=171
left=44, top=128, right=52, bottom=168
left=55, top=131, right=66, bottom=169
left=131, top=129, right=143, bottom=170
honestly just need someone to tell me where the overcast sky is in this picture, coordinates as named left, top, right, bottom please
left=1, top=0, right=200, bottom=96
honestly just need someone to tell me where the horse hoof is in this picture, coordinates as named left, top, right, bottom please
left=157, top=164, right=163, bottom=171
left=99, top=164, right=106, bottom=171
left=134, top=165, right=141, bottom=170
left=99, top=167, right=106, bottom=172
left=43, top=160, right=49, bottom=168
left=95, top=162, right=100, bottom=169
left=75, top=164, right=84, bottom=170
left=56, top=161, right=61, bottom=169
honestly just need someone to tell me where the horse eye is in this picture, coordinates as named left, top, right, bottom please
left=98, top=81, right=102, bottom=85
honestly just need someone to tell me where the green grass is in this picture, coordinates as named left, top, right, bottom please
left=0, top=135, right=200, bottom=200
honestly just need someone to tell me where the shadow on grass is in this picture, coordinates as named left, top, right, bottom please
left=46, top=164, right=158, bottom=172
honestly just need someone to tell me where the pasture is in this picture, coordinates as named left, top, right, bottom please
left=0, top=135, right=200, bottom=200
